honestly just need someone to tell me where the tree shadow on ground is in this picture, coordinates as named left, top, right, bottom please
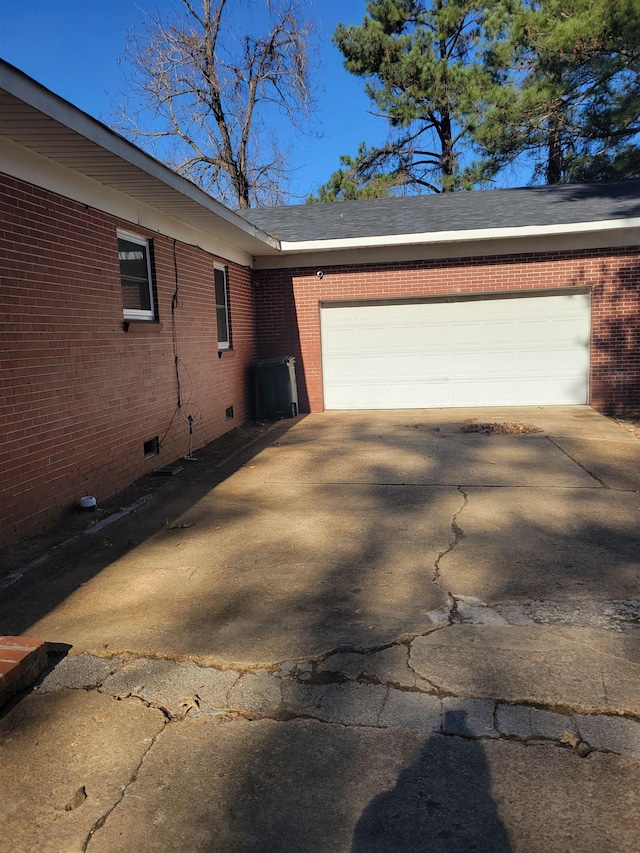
left=352, top=710, right=512, bottom=853
left=2, top=410, right=640, bottom=850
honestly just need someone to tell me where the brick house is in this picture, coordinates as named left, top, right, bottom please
left=1, top=59, right=639, bottom=545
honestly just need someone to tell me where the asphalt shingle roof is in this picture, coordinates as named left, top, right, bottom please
left=238, top=180, right=640, bottom=243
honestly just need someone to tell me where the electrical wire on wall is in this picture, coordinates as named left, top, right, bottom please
left=158, top=240, right=202, bottom=457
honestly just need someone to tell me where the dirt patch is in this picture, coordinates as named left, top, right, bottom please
left=460, top=422, right=544, bottom=435
left=613, top=416, right=640, bottom=439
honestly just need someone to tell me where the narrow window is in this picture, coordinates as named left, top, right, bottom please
left=118, top=232, right=155, bottom=321
left=214, top=264, right=230, bottom=349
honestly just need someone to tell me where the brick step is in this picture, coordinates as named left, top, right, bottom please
left=0, top=636, right=48, bottom=709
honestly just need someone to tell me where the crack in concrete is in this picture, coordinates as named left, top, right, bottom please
left=82, top=713, right=168, bottom=852
left=275, top=699, right=636, bottom=758
left=314, top=639, right=403, bottom=663
left=227, top=671, right=244, bottom=704
left=433, top=487, right=468, bottom=585
left=44, top=653, right=640, bottom=766
left=601, top=667, right=610, bottom=705
left=376, top=686, right=391, bottom=727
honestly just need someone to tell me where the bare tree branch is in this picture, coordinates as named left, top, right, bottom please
left=114, top=0, right=315, bottom=208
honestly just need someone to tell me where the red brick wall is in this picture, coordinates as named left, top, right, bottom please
left=254, top=249, right=640, bottom=415
left=0, top=173, right=256, bottom=545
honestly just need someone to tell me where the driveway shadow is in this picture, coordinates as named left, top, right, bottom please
left=352, top=711, right=512, bottom=853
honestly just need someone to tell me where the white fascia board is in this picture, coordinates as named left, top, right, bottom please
left=278, top=218, right=640, bottom=254
left=254, top=225, right=640, bottom=269
left=0, top=61, right=279, bottom=253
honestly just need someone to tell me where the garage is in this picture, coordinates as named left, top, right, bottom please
left=320, top=291, right=591, bottom=410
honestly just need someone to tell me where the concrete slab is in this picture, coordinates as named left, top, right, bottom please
left=239, top=409, right=635, bottom=509
left=550, top=436, right=640, bottom=490
left=3, top=407, right=638, bottom=668
left=378, top=689, right=442, bottom=731
left=35, top=653, right=123, bottom=693
left=16, top=483, right=454, bottom=666
left=100, top=658, right=241, bottom=718
left=495, top=601, right=640, bottom=635
left=0, top=689, right=165, bottom=853
left=82, top=717, right=640, bottom=853
left=575, top=714, right=640, bottom=759
left=410, top=625, right=640, bottom=715
left=2, top=407, right=640, bottom=853
left=232, top=432, right=599, bottom=487
left=438, top=487, right=640, bottom=601
left=270, top=406, right=637, bottom=444
left=496, top=704, right=578, bottom=741
left=317, top=645, right=418, bottom=688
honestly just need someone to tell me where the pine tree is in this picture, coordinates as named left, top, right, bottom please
left=476, top=0, right=640, bottom=184
left=313, top=0, right=640, bottom=200
left=310, top=0, right=510, bottom=200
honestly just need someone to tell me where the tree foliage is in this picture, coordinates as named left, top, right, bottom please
left=477, top=0, right=640, bottom=184
left=310, top=0, right=510, bottom=200
left=116, top=0, right=314, bottom=208
left=306, top=144, right=406, bottom=202
left=313, top=0, right=640, bottom=201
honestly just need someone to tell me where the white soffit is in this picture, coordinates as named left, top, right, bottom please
left=0, top=62, right=280, bottom=258
left=253, top=224, right=640, bottom=268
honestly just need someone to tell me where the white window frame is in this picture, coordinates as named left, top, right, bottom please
left=118, top=230, right=155, bottom=321
left=214, top=263, right=230, bottom=350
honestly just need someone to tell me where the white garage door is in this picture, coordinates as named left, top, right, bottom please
left=321, top=292, right=590, bottom=409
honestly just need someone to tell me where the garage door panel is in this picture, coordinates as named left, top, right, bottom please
left=321, top=293, right=590, bottom=409
left=323, top=356, right=381, bottom=383
left=452, top=351, right=486, bottom=377
left=358, top=355, right=393, bottom=379
left=483, top=321, right=519, bottom=346
left=448, top=322, right=484, bottom=347
left=352, top=327, right=385, bottom=351
left=423, top=324, right=455, bottom=347
left=387, top=327, right=428, bottom=350
left=421, top=353, right=451, bottom=377
left=423, top=386, right=454, bottom=407
left=322, top=328, right=354, bottom=352
left=552, top=319, right=590, bottom=345
left=452, top=380, right=493, bottom=406
left=516, top=320, right=550, bottom=344
left=562, top=348, right=590, bottom=372
left=386, top=382, right=427, bottom=407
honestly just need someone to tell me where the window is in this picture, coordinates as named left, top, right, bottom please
left=214, top=264, right=230, bottom=349
left=118, top=232, right=155, bottom=321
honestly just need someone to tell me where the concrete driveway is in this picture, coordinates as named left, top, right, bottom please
left=2, top=406, right=640, bottom=852
left=5, top=405, right=639, bottom=664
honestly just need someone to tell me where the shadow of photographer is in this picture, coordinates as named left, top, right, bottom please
left=353, top=709, right=512, bottom=852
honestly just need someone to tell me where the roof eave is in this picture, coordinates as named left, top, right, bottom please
left=277, top=217, right=640, bottom=254
left=0, top=60, right=280, bottom=255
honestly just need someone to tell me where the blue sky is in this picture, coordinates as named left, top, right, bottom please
left=0, top=0, right=387, bottom=200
